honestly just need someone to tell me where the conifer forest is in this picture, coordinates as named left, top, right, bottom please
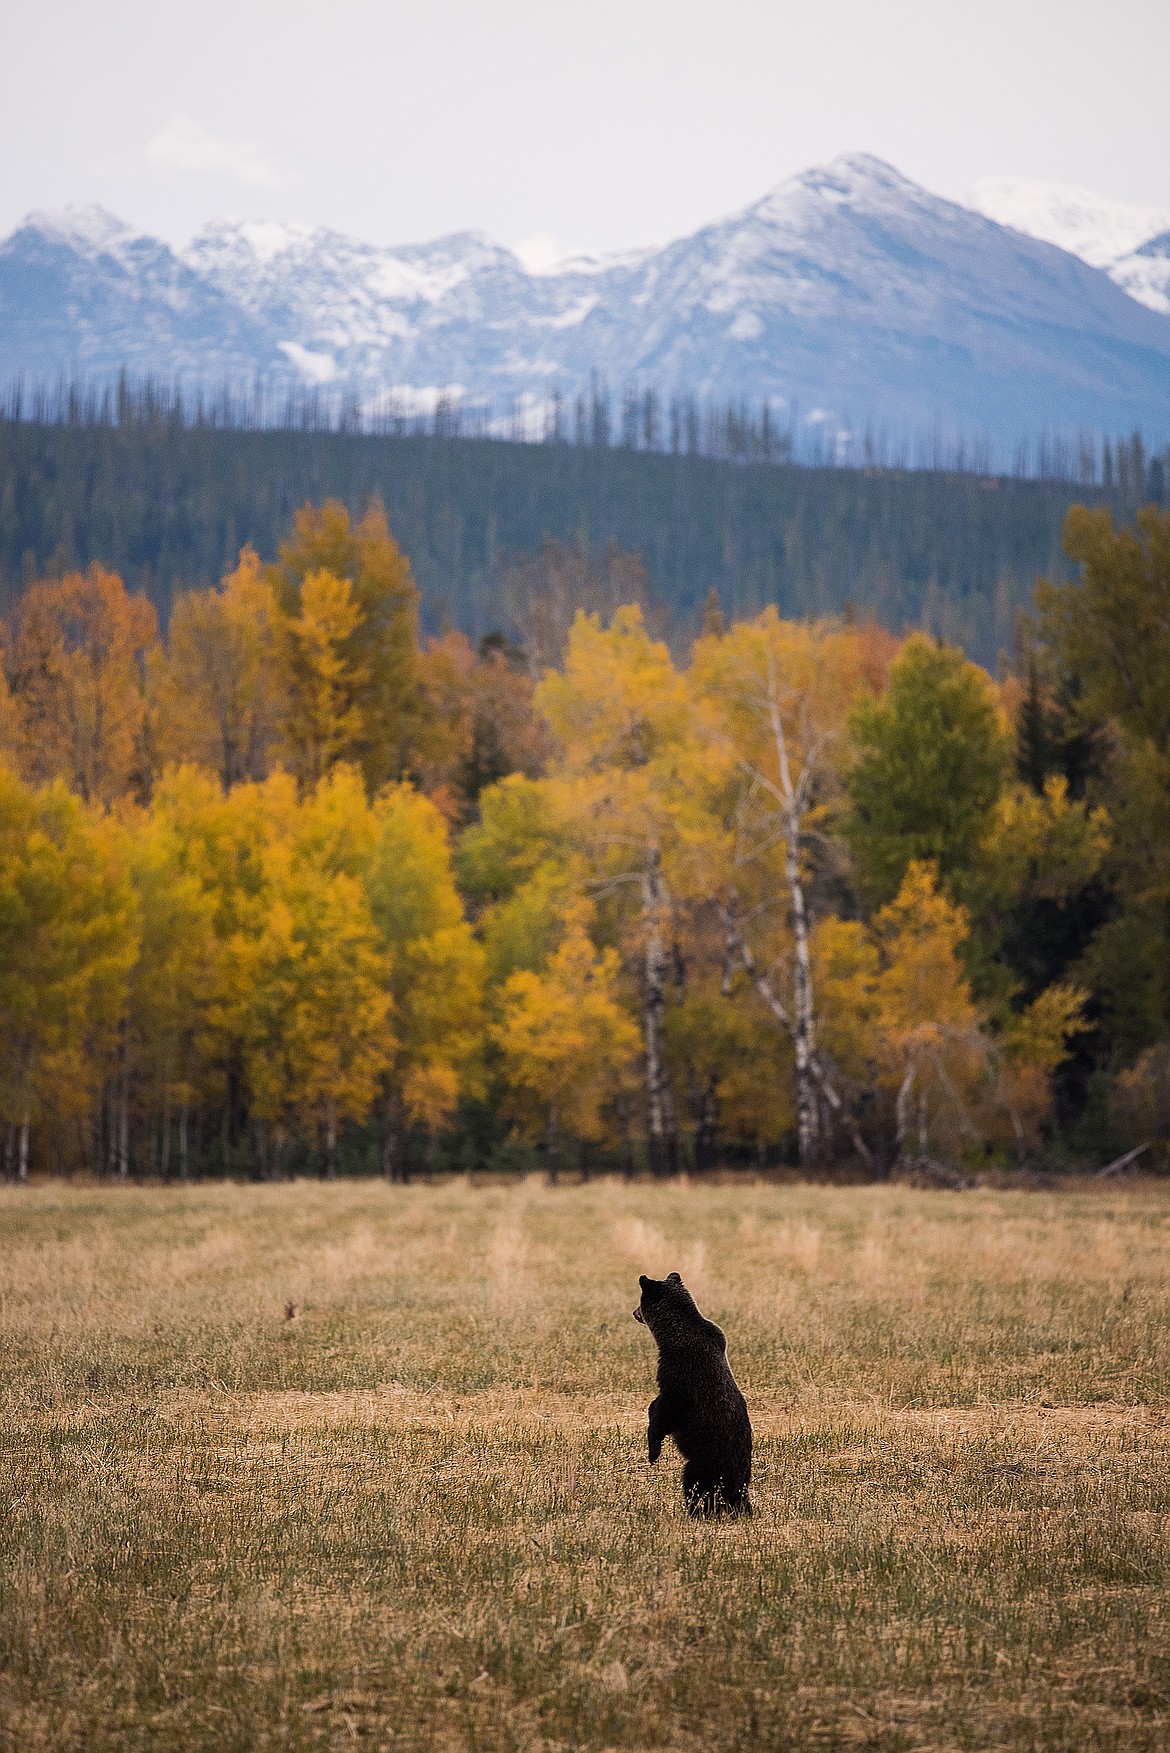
left=2, top=397, right=1164, bottom=665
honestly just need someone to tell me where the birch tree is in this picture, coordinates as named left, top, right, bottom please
left=692, top=610, right=894, bottom=1165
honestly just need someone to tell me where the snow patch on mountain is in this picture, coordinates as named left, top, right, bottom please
left=969, top=177, right=1170, bottom=267
left=278, top=341, right=338, bottom=382
left=21, top=203, right=154, bottom=265
left=968, top=177, right=1170, bottom=314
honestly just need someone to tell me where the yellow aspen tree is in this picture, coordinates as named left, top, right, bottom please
left=491, top=903, right=640, bottom=1177
left=873, top=861, right=985, bottom=1164
left=243, top=847, right=392, bottom=1178
left=665, top=975, right=795, bottom=1170
left=304, top=769, right=484, bottom=1178
left=8, top=566, right=159, bottom=804
left=122, top=799, right=231, bottom=1178
left=874, top=861, right=1084, bottom=1166
left=280, top=569, right=366, bottom=794
left=153, top=548, right=285, bottom=789
left=0, top=770, right=137, bottom=1179
left=267, top=499, right=422, bottom=793
left=992, top=984, right=1087, bottom=1154
left=142, top=768, right=298, bottom=1174
left=536, top=605, right=720, bottom=1175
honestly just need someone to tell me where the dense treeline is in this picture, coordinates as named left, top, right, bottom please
left=2, top=495, right=1168, bottom=1183
left=2, top=404, right=1164, bottom=667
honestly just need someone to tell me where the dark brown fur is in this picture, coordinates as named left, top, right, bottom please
left=633, top=1272, right=752, bottom=1517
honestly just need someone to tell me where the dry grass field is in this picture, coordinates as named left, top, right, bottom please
left=2, top=1177, right=1169, bottom=1752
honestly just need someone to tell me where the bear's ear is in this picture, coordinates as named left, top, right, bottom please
left=638, top=1274, right=651, bottom=1290
left=666, top=1271, right=681, bottom=1285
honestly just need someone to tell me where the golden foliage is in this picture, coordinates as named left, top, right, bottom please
left=7, top=565, right=158, bottom=804
left=152, top=547, right=283, bottom=788
left=491, top=902, right=640, bottom=1148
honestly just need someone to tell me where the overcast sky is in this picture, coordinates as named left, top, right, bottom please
left=2, top=0, right=1168, bottom=258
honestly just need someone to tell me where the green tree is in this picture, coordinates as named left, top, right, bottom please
left=1035, top=506, right=1170, bottom=1069
left=1036, top=505, right=1170, bottom=754
left=845, top=635, right=1010, bottom=905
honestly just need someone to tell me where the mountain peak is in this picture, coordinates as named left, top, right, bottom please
left=13, top=202, right=152, bottom=260
left=805, top=152, right=912, bottom=191
left=744, top=154, right=945, bottom=237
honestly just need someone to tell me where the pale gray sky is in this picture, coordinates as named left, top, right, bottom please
left=2, top=0, right=1168, bottom=255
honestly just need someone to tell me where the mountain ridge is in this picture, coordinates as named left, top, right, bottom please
left=4, top=154, right=1170, bottom=451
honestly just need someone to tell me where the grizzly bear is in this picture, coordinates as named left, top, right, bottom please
left=633, top=1271, right=752, bottom=1517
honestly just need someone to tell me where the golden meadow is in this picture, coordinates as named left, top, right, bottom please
left=1, top=1177, right=1168, bottom=1749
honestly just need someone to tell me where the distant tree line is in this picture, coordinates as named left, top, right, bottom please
left=2, top=381, right=1164, bottom=666
left=5, top=372, right=1165, bottom=487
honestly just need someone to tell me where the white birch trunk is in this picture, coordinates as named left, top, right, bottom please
left=783, top=797, right=820, bottom=1165
left=765, top=661, right=820, bottom=1165
left=720, top=901, right=874, bottom=1172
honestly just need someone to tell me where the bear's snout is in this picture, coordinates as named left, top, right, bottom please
left=633, top=1306, right=645, bottom=1323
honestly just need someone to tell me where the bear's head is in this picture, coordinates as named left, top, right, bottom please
left=633, top=1271, right=692, bottom=1331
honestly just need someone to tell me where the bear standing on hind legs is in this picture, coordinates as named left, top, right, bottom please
left=633, top=1272, right=752, bottom=1517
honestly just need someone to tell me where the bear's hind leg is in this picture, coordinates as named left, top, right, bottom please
left=681, top=1461, right=719, bottom=1518
left=722, top=1487, right=752, bottom=1518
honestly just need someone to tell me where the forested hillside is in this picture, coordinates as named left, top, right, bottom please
left=2, top=496, right=1168, bottom=1183
left=0, top=412, right=1154, bottom=664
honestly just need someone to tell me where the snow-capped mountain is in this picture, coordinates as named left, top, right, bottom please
left=0, top=202, right=279, bottom=384
left=4, top=156, right=1170, bottom=448
left=969, top=178, right=1170, bottom=316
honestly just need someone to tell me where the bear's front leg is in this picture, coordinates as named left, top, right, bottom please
left=647, top=1395, right=668, bottom=1464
